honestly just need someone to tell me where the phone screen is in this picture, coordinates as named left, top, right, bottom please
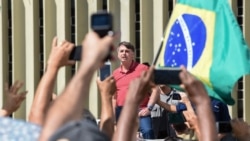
left=99, top=62, right=111, bottom=81
left=69, top=46, right=82, bottom=61
left=91, top=11, right=113, bottom=61
left=91, top=11, right=113, bottom=38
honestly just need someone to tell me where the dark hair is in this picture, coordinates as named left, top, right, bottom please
left=172, top=123, right=188, bottom=133
left=118, top=41, right=135, bottom=52
left=142, top=62, right=150, bottom=67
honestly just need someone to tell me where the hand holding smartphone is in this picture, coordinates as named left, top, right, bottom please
left=99, top=62, right=111, bottom=81
left=154, top=67, right=181, bottom=85
left=69, top=45, right=82, bottom=60
left=91, top=11, right=113, bottom=62
left=91, top=11, right=113, bottom=38
left=69, top=11, right=113, bottom=61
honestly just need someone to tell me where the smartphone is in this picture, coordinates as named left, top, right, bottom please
left=69, top=45, right=82, bottom=61
left=91, top=11, right=113, bottom=38
left=99, top=62, right=111, bottom=81
left=91, top=11, right=113, bottom=61
left=168, top=112, right=186, bottom=124
left=69, top=11, right=113, bottom=61
left=216, top=121, right=232, bottom=133
left=172, top=93, right=181, bottom=100
left=154, top=67, right=181, bottom=85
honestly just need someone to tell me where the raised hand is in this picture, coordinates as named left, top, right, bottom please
left=29, top=37, right=76, bottom=125
left=81, top=32, right=116, bottom=70
left=126, top=67, right=155, bottom=104
left=97, top=76, right=116, bottom=138
left=112, top=66, right=155, bottom=141
left=179, top=66, right=217, bottom=141
left=231, top=118, right=250, bottom=141
left=1, top=81, right=27, bottom=116
left=179, top=66, right=209, bottom=105
left=97, top=76, right=116, bottom=99
left=47, top=37, right=75, bottom=69
left=39, top=32, right=117, bottom=141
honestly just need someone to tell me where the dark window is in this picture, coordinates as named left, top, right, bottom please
left=7, top=0, right=13, bottom=118
left=135, top=0, right=140, bottom=62
left=103, top=0, right=107, bottom=10
left=39, top=0, right=44, bottom=78
left=237, top=0, right=244, bottom=118
left=168, top=0, right=174, bottom=17
left=71, top=0, right=76, bottom=76
left=238, top=99, right=243, bottom=118
left=8, top=0, right=12, bottom=86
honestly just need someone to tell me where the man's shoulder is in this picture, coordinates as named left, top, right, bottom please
left=113, top=68, right=120, bottom=75
left=0, top=117, right=41, bottom=140
left=135, top=63, right=149, bottom=71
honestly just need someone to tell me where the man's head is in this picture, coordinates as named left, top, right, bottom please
left=159, top=85, right=172, bottom=95
left=172, top=123, right=188, bottom=134
left=117, top=41, right=135, bottom=63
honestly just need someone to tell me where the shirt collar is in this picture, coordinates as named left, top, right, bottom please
left=119, top=60, right=136, bottom=73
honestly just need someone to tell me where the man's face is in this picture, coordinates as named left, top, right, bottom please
left=117, top=45, right=134, bottom=62
left=159, top=85, right=171, bottom=95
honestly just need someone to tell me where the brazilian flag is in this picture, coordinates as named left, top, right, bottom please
left=155, top=0, right=250, bottom=105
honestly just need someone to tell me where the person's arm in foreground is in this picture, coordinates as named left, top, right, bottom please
left=138, top=87, right=158, bottom=116
left=29, top=37, right=75, bottom=126
left=181, top=96, right=201, bottom=138
left=157, top=99, right=177, bottom=112
left=155, top=84, right=177, bottom=112
left=112, top=67, right=155, bottom=141
left=39, top=32, right=115, bottom=141
left=112, top=95, right=117, bottom=121
left=231, top=118, right=250, bottom=141
left=179, top=66, right=218, bottom=141
left=97, top=75, right=116, bottom=139
left=155, top=87, right=176, bottom=112
left=0, top=81, right=27, bottom=117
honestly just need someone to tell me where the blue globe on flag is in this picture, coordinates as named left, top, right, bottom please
left=164, top=14, right=207, bottom=69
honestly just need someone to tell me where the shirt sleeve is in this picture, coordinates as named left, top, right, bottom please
left=176, top=102, right=187, bottom=112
